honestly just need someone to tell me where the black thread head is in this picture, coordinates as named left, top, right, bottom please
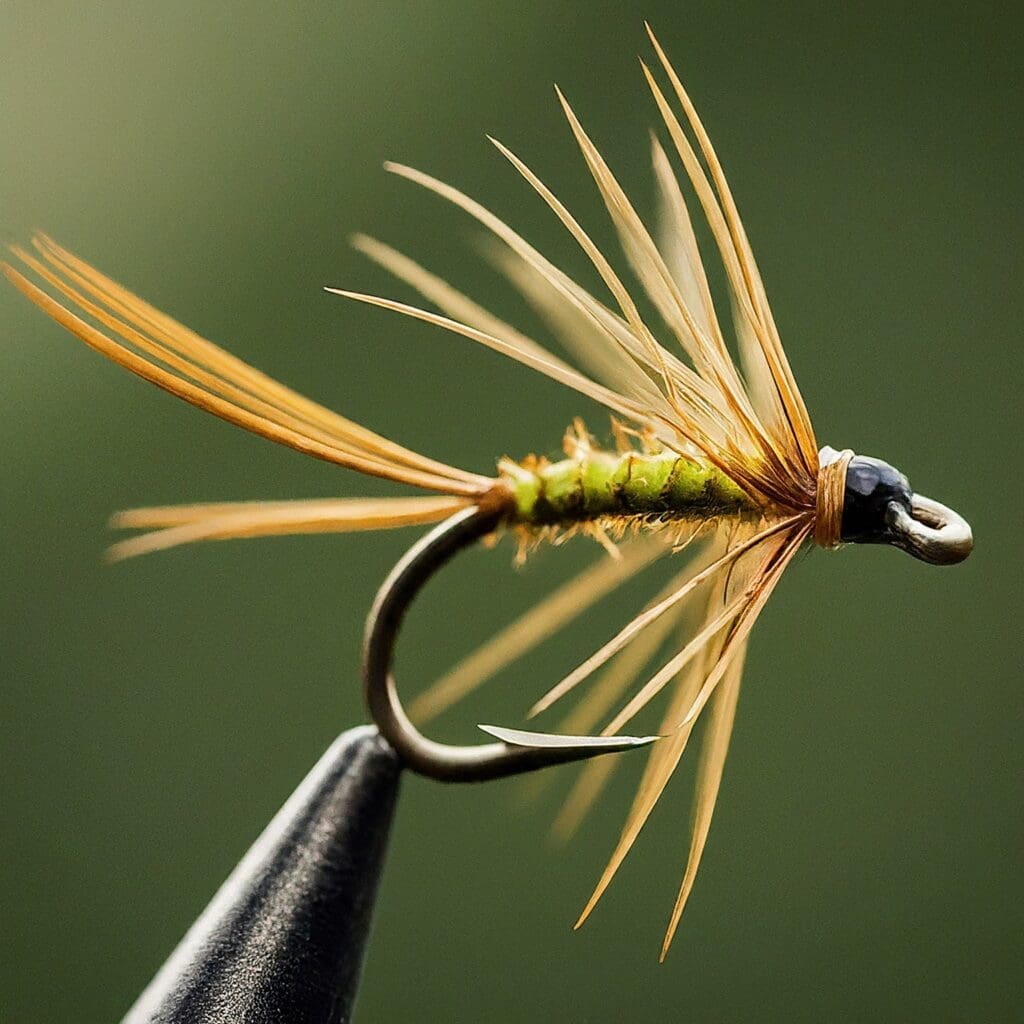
left=839, top=455, right=913, bottom=545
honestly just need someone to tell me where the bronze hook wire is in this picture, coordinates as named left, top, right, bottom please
left=362, top=505, right=658, bottom=783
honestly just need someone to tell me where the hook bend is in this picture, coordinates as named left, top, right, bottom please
left=362, top=505, right=657, bottom=783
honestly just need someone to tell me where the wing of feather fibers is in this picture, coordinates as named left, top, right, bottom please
left=480, top=241, right=668, bottom=413
left=552, top=92, right=763, bottom=446
left=361, top=162, right=689, bottom=428
left=350, top=233, right=581, bottom=377
left=642, top=28, right=818, bottom=481
left=485, top=124, right=800, bottom=508
left=342, top=35, right=822, bottom=507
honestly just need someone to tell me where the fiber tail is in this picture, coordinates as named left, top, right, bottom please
left=107, top=495, right=474, bottom=562
left=3, top=236, right=497, bottom=557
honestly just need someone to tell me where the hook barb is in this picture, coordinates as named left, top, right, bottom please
left=362, top=506, right=657, bottom=783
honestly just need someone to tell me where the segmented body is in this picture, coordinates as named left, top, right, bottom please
left=500, top=447, right=758, bottom=528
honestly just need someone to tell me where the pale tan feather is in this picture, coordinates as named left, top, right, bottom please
left=327, top=288, right=652, bottom=426
left=659, top=641, right=746, bottom=960
left=351, top=233, right=580, bottom=376
left=553, top=91, right=762, bottom=449
left=573, top=599, right=729, bottom=930
left=409, top=536, right=665, bottom=722
left=487, top=91, right=805, bottom=505
left=573, top=520, right=808, bottom=933
left=641, top=29, right=818, bottom=481
left=3, top=251, right=488, bottom=497
left=107, top=495, right=471, bottom=561
left=379, top=161, right=711, bottom=430
left=31, top=235, right=486, bottom=488
left=527, top=515, right=802, bottom=718
left=376, top=160, right=805, bottom=507
left=480, top=242, right=667, bottom=414
left=550, top=572, right=698, bottom=842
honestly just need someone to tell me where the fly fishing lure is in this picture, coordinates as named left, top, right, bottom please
left=4, top=26, right=972, bottom=959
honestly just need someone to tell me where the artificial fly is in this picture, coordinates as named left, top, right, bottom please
left=4, top=26, right=972, bottom=959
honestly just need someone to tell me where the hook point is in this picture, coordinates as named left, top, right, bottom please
left=478, top=724, right=658, bottom=753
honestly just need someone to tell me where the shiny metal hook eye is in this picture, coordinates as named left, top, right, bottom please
left=886, top=493, right=974, bottom=565
left=362, top=505, right=657, bottom=783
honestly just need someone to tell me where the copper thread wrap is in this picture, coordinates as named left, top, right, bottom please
left=814, top=449, right=855, bottom=549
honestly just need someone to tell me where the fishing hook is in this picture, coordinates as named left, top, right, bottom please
left=362, top=505, right=658, bottom=782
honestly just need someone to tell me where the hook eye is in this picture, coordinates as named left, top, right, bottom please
left=362, top=506, right=657, bottom=783
left=886, top=494, right=974, bottom=565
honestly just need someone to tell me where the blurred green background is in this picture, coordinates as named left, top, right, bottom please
left=1, top=2, right=1020, bottom=1021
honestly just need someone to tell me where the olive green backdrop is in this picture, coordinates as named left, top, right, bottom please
left=1, top=3, right=1020, bottom=1021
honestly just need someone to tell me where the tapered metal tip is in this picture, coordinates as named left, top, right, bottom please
left=122, top=726, right=401, bottom=1024
left=478, top=724, right=658, bottom=753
